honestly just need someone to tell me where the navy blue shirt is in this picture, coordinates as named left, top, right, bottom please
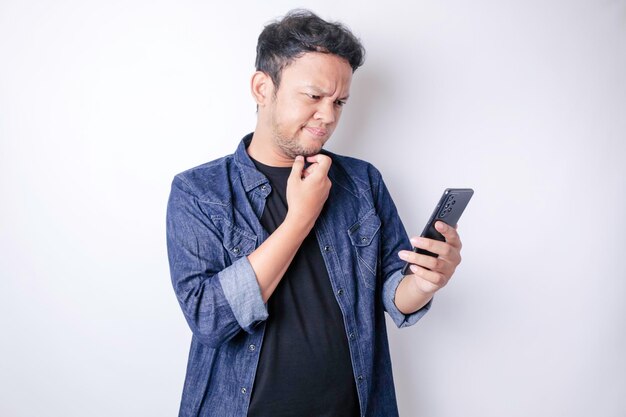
left=166, top=134, right=431, bottom=417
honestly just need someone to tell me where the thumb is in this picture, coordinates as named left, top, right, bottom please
left=289, top=155, right=304, bottom=179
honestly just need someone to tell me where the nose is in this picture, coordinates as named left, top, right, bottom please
left=314, top=100, right=336, bottom=125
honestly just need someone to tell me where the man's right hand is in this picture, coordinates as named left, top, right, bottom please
left=247, top=154, right=332, bottom=302
left=286, top=154, right=332, bottom=228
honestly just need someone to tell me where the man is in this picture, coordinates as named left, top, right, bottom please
left=166, top=9, right=463, bottom=417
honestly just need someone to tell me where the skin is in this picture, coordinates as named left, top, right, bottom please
left=245, top=52, right=463, bottom=312
left=395, top=222, right=462, bottom=313
left=247, top=52, right=350, bottom=166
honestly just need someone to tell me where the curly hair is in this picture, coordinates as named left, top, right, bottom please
left=255, top=9, right=366, bottom=88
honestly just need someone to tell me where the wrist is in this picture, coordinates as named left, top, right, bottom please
left=283, top=211, right=316, bottom=234
left=394, top=274, right=435, bottom=314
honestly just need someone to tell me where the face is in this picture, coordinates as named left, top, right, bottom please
left=262, top=52, right=353, bottom=159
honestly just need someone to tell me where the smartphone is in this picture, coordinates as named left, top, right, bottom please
left=401, top=188, right=474, bottom=275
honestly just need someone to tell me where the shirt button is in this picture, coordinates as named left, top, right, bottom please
left=261, top=185, right=268, bottom=191
left=324, top=245, right=332, bottom=252
left=349, top=332, right=355, bottom=340
left=337, top=289, right=344, bottom=296
left=241, top=387, right=247, bottom=394
left=357, top=375, right=364, bottom=382
left=248, top=344, right=256, bottom=352
left=361, top=237, right=368, bottom=243
left=233, top=247, right=240, bottom=254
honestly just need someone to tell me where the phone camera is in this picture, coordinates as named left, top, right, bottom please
left=440, top=195, right=457, bottom=218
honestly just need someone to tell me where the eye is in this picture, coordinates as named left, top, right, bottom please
left=307, top=94, right=321, bottom=100
left=335, top=99, right=347, bottom=107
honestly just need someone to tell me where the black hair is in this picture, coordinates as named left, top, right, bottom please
left=255, top=9, right=365, bottom=88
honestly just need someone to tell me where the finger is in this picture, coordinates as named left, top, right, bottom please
left=289, top=155, right=305, bottom=180
left=307, top=154, right=332, bottom=175
left=399, top=250, right=455, bottom=275
left=434, top=221, right=462, bottom=249
left=409, top=264, right=449, bottom=289
left=302, top=163, right=318, bottom=178
left=410, top=237, right=461, bottom=264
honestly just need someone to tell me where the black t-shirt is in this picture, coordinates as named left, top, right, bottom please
left=247, top=159, right=360, bottom=417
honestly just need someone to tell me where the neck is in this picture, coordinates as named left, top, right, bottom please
left=247, top=126, right=293, bottom=168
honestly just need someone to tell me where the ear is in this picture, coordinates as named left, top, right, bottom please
left=251, top=71, right=274, bottom=107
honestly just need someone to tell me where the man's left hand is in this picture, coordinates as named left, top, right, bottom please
left=398, top=221, right=463, bottom=296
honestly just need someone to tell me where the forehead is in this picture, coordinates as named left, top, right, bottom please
left=279, top=52, right=353, bottom=95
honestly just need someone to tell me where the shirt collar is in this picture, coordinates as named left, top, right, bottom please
left=233, top=132, right=270, bottom=192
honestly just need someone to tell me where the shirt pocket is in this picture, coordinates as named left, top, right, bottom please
left=212, top=217, right=257, bottom=264
left=348, top=209, right=382, bottom=291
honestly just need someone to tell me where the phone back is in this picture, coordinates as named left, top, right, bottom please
left=421, top=188, right=474, bottom=242
left=401, top=188, right=474, bottom=275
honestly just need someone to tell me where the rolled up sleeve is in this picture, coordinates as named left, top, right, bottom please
left=382, top=270, right=432, bottom=328
left=218, top=256, right=268, bottom=333
left=167, top=175, right=268, bottom=348
left=372, top=167, right=432, bottom=328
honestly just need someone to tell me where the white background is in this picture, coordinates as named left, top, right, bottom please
left=1, top=1, right=625, bottom=416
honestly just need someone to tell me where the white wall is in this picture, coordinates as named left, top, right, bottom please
left=1, top=1, right=624, bottom=416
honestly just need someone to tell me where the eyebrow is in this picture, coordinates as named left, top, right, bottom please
left=306, top=85, right=350, bottom=101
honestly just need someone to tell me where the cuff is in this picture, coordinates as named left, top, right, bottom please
left=218, top=256, right=268, bottom=333
left=383, top=269, right=432, bottom=328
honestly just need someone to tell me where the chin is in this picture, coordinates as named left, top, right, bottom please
left=275, top=131, right=327, bottom=158
left=301, top=141, right=326, bottom=157
left=304, top=136, right=329, bottom=152
left=300, top=148, right=321, bottom=158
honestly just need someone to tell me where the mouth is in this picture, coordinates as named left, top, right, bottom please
left=303, top=126, right=328, bottom=137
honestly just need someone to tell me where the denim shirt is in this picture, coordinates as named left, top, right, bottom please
left=166, top=134, right=431, bottom=417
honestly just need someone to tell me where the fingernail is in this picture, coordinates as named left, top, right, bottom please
left=295, top=155, right=303, bottom=161
left=398, top=251, right=408, bottom=260
left=410, top=237, right=424, bottom=247
left=436, top=221, right=447, bottom=231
